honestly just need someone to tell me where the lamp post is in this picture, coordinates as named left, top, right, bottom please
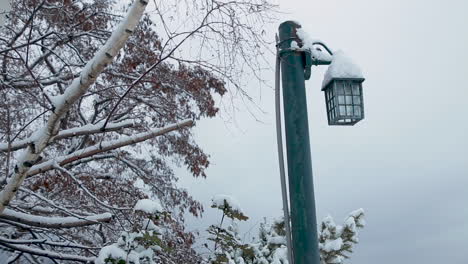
left=276, top=21, right=365, bottom=264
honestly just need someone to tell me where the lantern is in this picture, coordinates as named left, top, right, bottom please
left=322, top=78, right=365, bottom=125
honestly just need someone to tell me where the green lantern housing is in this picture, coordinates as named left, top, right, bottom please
left=323, top=78, right=365, bottom=125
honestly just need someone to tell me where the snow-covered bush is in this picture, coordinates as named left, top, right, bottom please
left=96, top=201, right=166, bottom=264
left=205, top=203, right=365, bottom=264
left=319, top=209, right=365, bottom=264
left=207, top=195, right=250, bottom=264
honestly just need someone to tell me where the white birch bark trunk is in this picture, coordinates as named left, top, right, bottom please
left=0, top=0, right=149, bottom=213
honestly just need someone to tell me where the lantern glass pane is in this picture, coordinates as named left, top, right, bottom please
left=353, top=96, right=361, bottom=104
left=339, top=106, right=346, bottom=116
left=345, top=95, right=352, bottom=104
left=338, top=95, right=345, bottom=104
left=336, top=82, right=345, bottom=95
left=352, top=84, right=360, bottom=95
left=344, top=84, right=352, bottom=95
left=346, top=106, right=353, bottom=116
left=354, top=106, right=362, bottom=117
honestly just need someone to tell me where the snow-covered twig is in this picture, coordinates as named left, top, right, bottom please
left=25, top=119, right=194, bottom=177
left=0, top=208, right=112, bottom=228
left=0, top=238, right=95, bottom=262
left=0, top=0, right=149, bottom=213
left=64, top=154, right=116, bottom=169
left=18, top=187, right=93, bottom=220
left=0, top=236, right=99, bottom=249
left=0, top=120, right=134, bottom=152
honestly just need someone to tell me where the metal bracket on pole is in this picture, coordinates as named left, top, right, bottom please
left=303, top=49, right=312, bottom=80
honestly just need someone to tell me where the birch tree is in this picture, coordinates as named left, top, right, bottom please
left=0, top=0, right=275, bottom=262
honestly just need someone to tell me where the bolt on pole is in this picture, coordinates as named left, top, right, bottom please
left=278, top=21, right=320, bottom=264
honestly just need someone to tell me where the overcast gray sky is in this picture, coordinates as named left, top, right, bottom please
left=0, top=0, right=11, bottom=26
left=178, top=0, right=468, bottom=263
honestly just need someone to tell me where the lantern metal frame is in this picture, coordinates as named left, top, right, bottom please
left=322, top=77, right=365, bottom=126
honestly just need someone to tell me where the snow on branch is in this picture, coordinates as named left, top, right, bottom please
left=0, top=237, right=99, bottom=250
left=18, top=187, right=95, bottom=220
left=26, top=119, right=194, bottom=177
left=0, top=237, right=95, bottom=262
left=0, top=120, right=134, bottom=152
left=0, top=0, right=149, bottom=213
left=0, top=208, right=112, bottom=228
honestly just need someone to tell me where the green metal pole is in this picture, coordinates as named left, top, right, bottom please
left=278, top=21, right=320, bottom=264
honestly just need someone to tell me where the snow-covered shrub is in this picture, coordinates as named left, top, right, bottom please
left=96, top=200, right=169, bottom=264
left=205, top=206, right=365, bottom=264
left=319, top=209, right=366, bottom=264
left=207, top=195, right=250, bottom=264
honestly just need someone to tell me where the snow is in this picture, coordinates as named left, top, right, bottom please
left=133, top=178, right=152, bottom=197
left=211, top=194, right=244, bottom=214
left=74, top=1, right=84, bottom=10
left=61, top=120, right=133, bottom=135
left=1, top=208, right=112, bottom=228
left=0, top=120, right=133, bottom=152
left=345, top=208, right=365, bottom=231
left=290, top=20, right=302, bottom=26
left=271, top=246, right=288, bottom=264
left=329, top=256, right=345, bottom=264
left=97, top=231, right=159, bottom=264
left=322, top=238, right=343, bottom=252
left=48, top=94, right=66, bottom=109
left=25, top=119, right=194, bottom=177
left=96, top=244, right=127, bottom=264
left=290, top=40, right=299, bottom=49
left=142, top=219, right=161, bottom=231
left=322, top=50, right=364, bottom=88
left=345, top=216, right=357, bottom=232
left=296, top=28, right=320, bottom=50
left=134, top=199, right=163, bottom=214
left=349, top=208, right=365, bottom=227
left=294, top=28, right=333, bottom=62
left=310, top=47, right=333, bottom=62
left=267, top=236, right=286, bottom=245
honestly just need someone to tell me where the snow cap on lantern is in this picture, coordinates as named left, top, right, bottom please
left=322, top=51, right=365, bottom=126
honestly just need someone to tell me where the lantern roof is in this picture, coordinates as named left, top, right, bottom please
left=322, top=51, right=364, bottom=89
